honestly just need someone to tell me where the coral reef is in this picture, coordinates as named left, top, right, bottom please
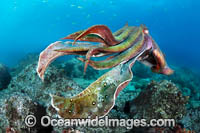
left=0, top=63, right=11, bottom=89
left=132, top=62, right=200, bottom=92
left=130, top=80, right=189, bottom=121
left=56, top=57, right=100, bottom=80
left=0, top=53, right=200, bottom=132
left=0, top=92, right=45, bottom=132
left=180, top=107, right=200, bottom=132
left=132, top=62, right=200, bottom=109
left=9, top=53, right=39, bottom=76
left=7, top=62, right=83, bottom=106
left=0, top=59, right=84, bottom=132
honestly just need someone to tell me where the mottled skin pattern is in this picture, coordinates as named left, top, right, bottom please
left=37, top=24, right=173, bottom=119
left=51, top=55, right=143, bottom=119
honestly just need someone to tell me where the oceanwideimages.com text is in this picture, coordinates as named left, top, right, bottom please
left=25, top=115, right=175, bottom=129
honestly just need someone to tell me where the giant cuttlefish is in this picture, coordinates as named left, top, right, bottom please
left=37, top=24, right=173, bottom=118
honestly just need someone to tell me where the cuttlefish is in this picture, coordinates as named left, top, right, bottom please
left=37, top=24, right=173, bottom=118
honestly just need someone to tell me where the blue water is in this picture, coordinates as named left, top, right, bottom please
left=0, top=0, right=199, bottom=72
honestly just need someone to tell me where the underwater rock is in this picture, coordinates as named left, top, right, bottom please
left=169, top=67, right=200, bottom=90
left=0, top=92, right=45, bottom=133
left=132, top=63, right=200, bottom=101
left=180, top=107, right=200, bottom=133
left=8, top=62, right=83, bottom=107
left=131, top=78, right=150, bottom=90
left=2, top=61, right=84, bottom=132
left=189, top=100, right=200, bottom=109
left=10, top=53, right=39, bottom=76
left=2, top=53, right=199, bottom=132
left=181, top=87, right=191, bottom=97
left=56, top=57, right=100, bottom=80
left=0, top=63, right=11, bottom=89
left=114, top=85, right=140, bottom=116
left=153, top=67, right=200, bottom=99
left=130, top=80, right=189, bottom=122
left=132, top=62, right=153, bottom=79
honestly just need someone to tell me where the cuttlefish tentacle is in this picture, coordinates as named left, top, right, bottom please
left=78, top=32, right=145, bottom=70
left=51, top=53, right=143, bottom=119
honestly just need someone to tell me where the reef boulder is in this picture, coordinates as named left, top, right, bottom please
left=0, top=92, right=47, bottom=133
left=56, top=57, right=100, bottom=80
left=0, top=63, right=11, bottom=90
left=130, top=80, right=189, bottom=121
left=8, top=62, right=83, bottom=106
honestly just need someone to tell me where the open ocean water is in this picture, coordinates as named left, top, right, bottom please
left=0, top=0, right=200, bottom=73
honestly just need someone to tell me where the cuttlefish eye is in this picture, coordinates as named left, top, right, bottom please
left=143, top=29, right=149, bottom=34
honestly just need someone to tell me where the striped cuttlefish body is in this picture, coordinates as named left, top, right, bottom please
left=37, top=24, right=173, bottom=118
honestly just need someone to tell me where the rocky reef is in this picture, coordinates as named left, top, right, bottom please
left=0, top=92, right=45, bottom=132
left=0, top=63, right=11, bottom=90
left=180, top=107, right=200, bottom=132
left=131, top=80, right=189, bottom=121
left=0, top=53, right=199, bottom=132
left=0, top=56, right=84, bottom=132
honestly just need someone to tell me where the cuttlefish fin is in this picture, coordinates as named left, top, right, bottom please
left=73, top=25, right=120, bottom=46
left=50, top=57, right=138, bottom=119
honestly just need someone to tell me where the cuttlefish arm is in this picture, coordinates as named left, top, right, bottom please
left=78, top=31, right=146, bottom=70
left=36, top=41, right=104, bottom=80
left=56, top=25, right=140, bottom=73
left=62, top=30, right=106, bottom=44
left=62, top=23, right=128, bottom=44
left=81, top=26, right=143, bottom=73
left=51, top=54, right=141, bottom=119
left=37, top=24, right=135, bottom=79
left=56, top=24, right=131, bottom=53
left=64, top=25, right=120, bottom=46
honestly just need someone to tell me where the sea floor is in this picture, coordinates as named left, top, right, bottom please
left=0, top=53, right=200, bottom=133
